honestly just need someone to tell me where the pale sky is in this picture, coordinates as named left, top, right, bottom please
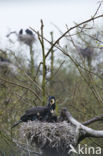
left=0, top=0, right=103, bottom=56
left=0, top=0, right=102, bottom=36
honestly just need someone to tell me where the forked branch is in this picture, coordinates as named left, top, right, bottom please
left=61, top=108, right=103, bottom=140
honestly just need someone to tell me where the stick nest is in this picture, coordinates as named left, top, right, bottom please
left=20, top=121, right=76, bottom=153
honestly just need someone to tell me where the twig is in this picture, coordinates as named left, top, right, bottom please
left=93, top=3, right=101, bottom=18
left=31, top=26, right=103, bottom=105
left=31, top=14, right=103, bottom=59
left=82, top=31, right=103, bottom=44
left=6, top=48, right=42, bottom=92
left=23, top=70, right=42, bottom=92
left=39, top=20, right=46, bottom=105
left=13, top=139, right=41, bottom=155
left=83, top=114, right=103, bottom=125
left=46, top=60, right=65, bottom=84
left=0, top=77, right=41, bottom=101
left=45, top=14, right=103, bottom=58
left=57, top=45, right=103, bottom=105
left=34, top=62, right=43, bottom=80
left=6, top=31, right=17, bottom=38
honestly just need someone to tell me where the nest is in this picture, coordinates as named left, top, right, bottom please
left=20, top=121, right=77, bottom=156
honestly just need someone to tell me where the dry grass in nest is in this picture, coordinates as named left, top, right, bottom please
left=20, top=121, right=76, bottom=152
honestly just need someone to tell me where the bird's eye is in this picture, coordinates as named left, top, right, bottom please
left=50, top=99, right=55, bottom=105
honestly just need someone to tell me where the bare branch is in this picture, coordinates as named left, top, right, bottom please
left=0, top=77, right=41, bottom=101
left=34, top=62, right=43, bottom=80
left=83, top=114, right=103, bottom=126
left=13, top=139, right=41, bottom=156
left=93, top=2, right=101, bottom=17
left=62, top=108, right=103, bottom=139
left=45, top=14, right=103, bottom=58
left=30, top=14, right=103, bottom=60
left=46, top=60, right=65, bottom=83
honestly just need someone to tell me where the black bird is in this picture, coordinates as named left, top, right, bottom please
left=19, top=29, right=23, bottom=35
left=11, top=96, right=56, bottom=128
left=0, top=56, right=10, bottom=63
left=25, top=29, right=33, bottom=35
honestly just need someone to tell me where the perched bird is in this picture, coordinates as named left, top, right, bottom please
left=0, top=56, right=10, bottom=63
left=25, top=29, right=33, bottom=35
left=6, top=28, right=35, bottom=46
left=19, top=29, right=23, bottom=35
left=11, top=96, right=56, bottom=128
left=18, top=28, right=35, bottom=45
left=0, top=56, right=18, bottom=75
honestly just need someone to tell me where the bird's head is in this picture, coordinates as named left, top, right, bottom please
left=19, top=29, right=23, bottom=35
left=48, top=96, right=56, bottom=114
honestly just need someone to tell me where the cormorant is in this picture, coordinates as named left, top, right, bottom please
left=25, top=29, right=33, bottom=35
left=19, top=29, right=23, bottom=35
left=0, top=56, right=10, bottom=63
left=11, top=96, right=56, bottom=128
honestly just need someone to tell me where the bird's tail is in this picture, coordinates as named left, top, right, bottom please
left=11, top=120, right=22, bottom=129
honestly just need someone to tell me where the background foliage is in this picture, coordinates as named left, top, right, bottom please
left=0, top=20, right=103, bottom=155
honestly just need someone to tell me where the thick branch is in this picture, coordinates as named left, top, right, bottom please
left=39, top=20, right=46, bottom=105
left=61, top=108, right=103, bottom=139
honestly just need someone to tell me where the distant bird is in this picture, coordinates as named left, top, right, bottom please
left=19, top=29, right=23, bottom=35
left=25, top=29, right=33, bottom=35
left=79, top=47, right=93, bottom=59
left=0, top=56, right=10, bottom=63
left=6, top=28, right=35, bottom=46
left=0, top=56, right=18, bottom=75
left=11, top=96, right=56, bottom=128
left=75, top=45, right=94, bottom=66
left=18, top=28, right=35, bottom=46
